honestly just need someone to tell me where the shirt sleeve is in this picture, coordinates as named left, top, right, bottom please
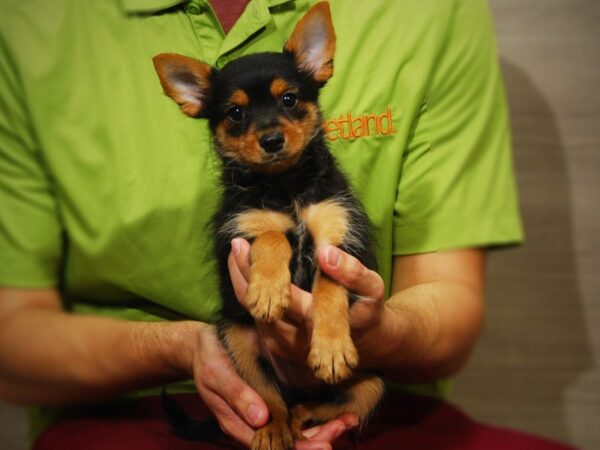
left=0, top=32, right=63, bottom=287
left=392, top=0, right=524, bottom=255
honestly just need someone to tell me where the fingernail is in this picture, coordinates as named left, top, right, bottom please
left=347, top=417, right=359, bottom=429
left=231, top=239, right=241, bottom=255
left=302, top=426, right=321, bottom=438
left=246, top=403, right=262, bottom=426
left=326, top=246, right=341, bottom=267
left=333, top=424, right=347, bottom=438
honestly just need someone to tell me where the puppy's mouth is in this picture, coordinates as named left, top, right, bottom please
left=259, top=151, right=290, bottom=164
left=251, top=148, right=302, bottom=173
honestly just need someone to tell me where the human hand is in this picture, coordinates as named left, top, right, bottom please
left=228, top=238, right=388, bottom=371
left=190, top=320, right=358, bottom=449
left=227, top=238, right=374, bottom=447
left=189, top=324, right=269, bottom=446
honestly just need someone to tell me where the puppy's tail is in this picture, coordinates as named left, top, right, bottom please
left=161, top=387, right=222, bottom=441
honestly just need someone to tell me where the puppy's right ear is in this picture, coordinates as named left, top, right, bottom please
left=153, top=53, right=212, bottom=117
left=285, top=2, right=336, bottom=84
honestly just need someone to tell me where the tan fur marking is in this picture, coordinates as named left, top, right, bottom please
left=307, top=273, right=357, bottom=383
left=285, top=2, right=336, bottom=82
left=281, top=102, right=319, bottom=157
left=229, top=89, right=249, bottom=107
left=300, top=199, right=349, bottom=248
left=252, top=101, right=319, bottom=174
left=290, top=373, right=384, bottom=435
left=153, top=53, right=212, bottom=117
left=246, top=231, right=293, bottom=322
left=223, top=325, right=284, bottom=410
left=223, top=325, right=295, bottom=449
left=215, top=122, right=263, bottom=163
left=301, top=200, right=354, bottom=383
left=270, top=78, right=294, bottom=99
left=235, top=210, right=295, bottom=239
left=214, top=98, right=319, bottom=173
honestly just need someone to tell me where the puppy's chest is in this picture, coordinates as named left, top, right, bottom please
left=288, top=218, right=317, bottom=291
left=223, top=195, right=356, bottom=290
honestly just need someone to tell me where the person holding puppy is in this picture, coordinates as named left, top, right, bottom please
left=0, top=1, right=567, bottom=449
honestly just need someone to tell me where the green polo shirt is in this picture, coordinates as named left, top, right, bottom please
left=0, top=0, right=523, bottom=441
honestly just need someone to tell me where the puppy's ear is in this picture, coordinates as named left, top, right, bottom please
left=153, top=53, right=212, bottom=117
left=284, top=2, right=336, bottom=83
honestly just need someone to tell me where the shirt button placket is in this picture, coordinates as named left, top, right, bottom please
left=186, top=0, right=222, bottom=65
left=186, top=0, right=203, bottom=15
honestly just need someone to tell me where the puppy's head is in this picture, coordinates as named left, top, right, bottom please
left=153, top=2, right=335, bottom=174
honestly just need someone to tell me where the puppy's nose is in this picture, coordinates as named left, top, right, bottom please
left=259, top=133, right=284, bottom=154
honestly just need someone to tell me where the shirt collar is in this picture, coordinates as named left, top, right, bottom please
left=121, top=0, right=185, bottom=14
left=121, top=0, right=294, bottom=14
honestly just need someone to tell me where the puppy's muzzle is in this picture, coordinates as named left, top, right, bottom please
left=259, top=132, right=285, bottom=154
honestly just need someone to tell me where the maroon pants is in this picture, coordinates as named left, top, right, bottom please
left=34, top=392, right=575, bottom=450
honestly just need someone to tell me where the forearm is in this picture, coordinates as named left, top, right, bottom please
left=365, top=279, right=484, bottom=382
left=0, top=290, right=204, bottom=406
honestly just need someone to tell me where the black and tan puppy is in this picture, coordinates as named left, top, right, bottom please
left=153, top=3, right=384, bottom=448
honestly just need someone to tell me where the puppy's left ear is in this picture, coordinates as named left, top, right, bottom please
left=153, top=53, right=212, bottom=117
left=284, top=2, right=336, bottom=84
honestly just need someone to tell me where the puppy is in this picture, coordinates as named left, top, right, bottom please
left=153, top=3, right=384, bottom=449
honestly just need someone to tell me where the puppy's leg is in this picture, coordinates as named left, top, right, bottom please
left=300, top=200, right=358, bottom=383
left=290, top=374, right=385, bottom=438
left=230, top=209, right=294, bottom=322
left=245, top=231, right=293, bottom=322
left=221, top=323, right=294, bottom=450
left=308, top=273, right=358, bottom=383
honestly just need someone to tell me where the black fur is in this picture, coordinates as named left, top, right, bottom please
left=162, top=49, right=378, bottom=441
left=214, top=137, right=376, bottom=319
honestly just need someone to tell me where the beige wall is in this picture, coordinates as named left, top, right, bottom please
left=1, top=1, right=599, bottom=449
left=453, top=1, right=600, bottom=449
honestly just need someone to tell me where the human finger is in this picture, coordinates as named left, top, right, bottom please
left=298, top=414, right=358, bottom=450
left=228, top=238, right=251, bottom=303
left=285, top=284, right=313, bottom=325
left=197, top=327, right=269, bottom=431
left=295, top=440, right=332, bottom=450
left=317, top=246, right=384, bottom=300
left=255, top=320, right=313, bottom=368
left=231, top=237, right=313, bottom=325
left=302, top=415, right=358, bottom=440
left=199, top=388, right=255, bottom=447
left=204, top=369, right=268, bottom=430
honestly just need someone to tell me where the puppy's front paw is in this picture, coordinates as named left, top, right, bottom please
left=252, top=420, right=295, bottom=450
left=245, top=269, right=291, bottom=322
left=308, top=334, right=358, bottom=384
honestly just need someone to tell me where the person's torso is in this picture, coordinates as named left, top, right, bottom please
left=1, top=0, right=452, bottom=321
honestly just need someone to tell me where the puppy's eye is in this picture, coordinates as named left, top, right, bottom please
left=227, top=106, right=244, bottom=122
left=281, top=93, right=298, bottom=109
